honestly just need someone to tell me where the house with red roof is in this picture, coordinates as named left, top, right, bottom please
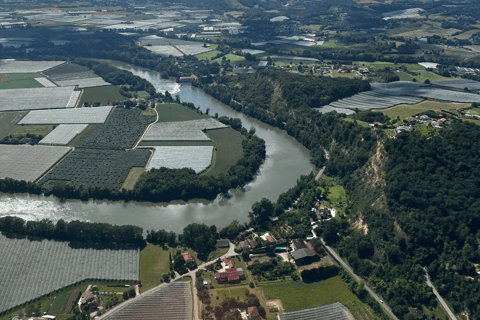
left=248, top=306, right=260, bottom=319
left=182, top=252, right=193, bottom=264
left=224, top=258, right=235, bottom=269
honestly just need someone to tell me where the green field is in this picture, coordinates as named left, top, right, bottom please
left=78, top=86, right=126, bottom=106
left=0, top=73, right=46, bottom=90
left=67, top=124, right=97, bottom=147
left=321, top=40, right=336, bottom=48
left=344, top=117, right=369, bottom=127
left=43, top=63, right=91, bottom=76
left=156, top=103, right=209, bottom=122
left=49, top=291, right=71, bottom=314
left=378, top=100, right=470, bottom=120
left=13, top=125, right=55, bottom=137
left=196, top=50, right=222, bottom=60
left=139, top=244, right=172, bottom=292
left=0, top=111, right=27, bottom=139
left=262, top=276, right=378, bottom=319
left=396, top=70, right=450, bottom=82
left=204, top=128, right=245, bottom=176
left=214, top=53, right=245, bottom=63
left=356, top=61, right=424, bottom=71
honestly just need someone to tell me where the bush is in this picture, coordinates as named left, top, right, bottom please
left=249, top=282, right=255, bottom=288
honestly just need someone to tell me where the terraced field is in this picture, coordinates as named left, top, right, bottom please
left=103, top=282, right=192, bottom=320
left=0, top=233, right=139, bottom=313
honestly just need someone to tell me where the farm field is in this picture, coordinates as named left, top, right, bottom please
left=34, top=77, right=57, bottom=87
left=39, top=124, right=89, bottom=145
left=0, top=232, right=139, bottom=313
left=279, top=302, right=357, bottom=320
left=19, top=106, right=113, bottom=125
left=204, top=128, right=244, bottom=176
left=378, top=100, right=470, bottom=119
left=103, top=282, right=192, bottom=320
left=54, top=77, right=111, bottom=88
left=156, top=103, right=209, bottom=122
left=0, top=111, right=27, bottom=139
left=78, top=85, right=127, bottom=106
left=356, top=61, right=424, bottom=71
left=0, top=86, right=80, bottom=112
left=83, top=108, right=156, bottom=149
left=146, top=146, right=214, bottom=173
left=67, top=124, right=96, bottom=147
left=0, top=60, right=65, bottom=73
left=142, top=119, right=227, bottom=142
left=0, top=145, right=71, bottom=182
left=13, top=125, right=55, bottom=137
left=43, top=62, right=91, bottom=76
left=432, top=79, right=480, bottom=90
left=262, top=276, right=377, bottom=319
left=139, top=244, right=173, bottom=292
left=40, top=148, right=151, bottom=190
left=396, top=70, right=450, bottom=82
left=331, top=70, right=358, bottom=79
left=0, top=73, right=45, bottom=89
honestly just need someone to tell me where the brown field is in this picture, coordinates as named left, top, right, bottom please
left=0, top=74, right=6, bottom=82
left=465, top=45, right=480, bottom=53
left=64, top=288, right=80, bottom=314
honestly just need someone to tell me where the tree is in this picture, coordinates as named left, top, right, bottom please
left=249, top=198, right=274, bottom=227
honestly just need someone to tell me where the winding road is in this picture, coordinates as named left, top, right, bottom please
left=424, top=268, right=457, bottom=320
left=319, top=239, right=399, bottom=320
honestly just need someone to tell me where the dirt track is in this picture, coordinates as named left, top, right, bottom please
left=0, top=74, right=7, bottom=82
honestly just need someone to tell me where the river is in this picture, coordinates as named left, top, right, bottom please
left=0, top=62, right=314, bottom=234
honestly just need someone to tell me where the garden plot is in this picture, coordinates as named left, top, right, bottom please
left=19, top=106, right=113, bottom=125
left=0, top=145, right=71, bottom=182
left=54, top=77, right=111, bottom=88
left=0, top=233, right=139, bottom=313
left=0, top=86, right=79, bottom=112
left=39, top=124, right=89, bottom=145
left=34, top=77, right=57, bottom=87
left=0, top=60, right=65, bottom=73
left=432, top=79, right=480, bottom=91
left=146, top=146, right=214, bottom=173
left=142, top=119, right=228, bottom=141
left=40, top=148, right=151, bottom=189
left=104, top=282, right=192, bottom=320
left=83, top=108, right=156, bottom=149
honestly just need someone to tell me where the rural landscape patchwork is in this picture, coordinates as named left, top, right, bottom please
left=1, top=0, right=480, bottom=319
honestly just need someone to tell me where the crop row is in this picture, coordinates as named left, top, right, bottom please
left=83, top=108, right=156, bottom=149
left=0, top=233, right=139, bottom=313
left=40, top=148, right=151, bottom=190
left=104, top=282, right=192, bottom=320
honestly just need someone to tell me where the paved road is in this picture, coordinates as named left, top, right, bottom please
left=319, top=239, right=399, bottom=320
left=315, top=166, right=326, bottom=181
left=424, top=268, right=457, bottom=320
left=98, top=242, right=237, bottom=320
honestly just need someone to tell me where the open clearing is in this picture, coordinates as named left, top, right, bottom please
left=139, top=244, right=172, bottom=292
left=0, top=111, right=27, bottom=139
left=378, top=100, right=471, bottom=119
left=262, top=276, right=378, bottom=319
left=0, top=145, right=71, bottom=182
left=156, top=103, right=209, bottom=122
left=78, top=85, right=127, bottom=106
left=0, top=232, right=139, bottom=313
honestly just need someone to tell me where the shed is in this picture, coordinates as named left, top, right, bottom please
left=237, top=268, right=246, bottom=280
left=217, top=239, right=229, bottom=248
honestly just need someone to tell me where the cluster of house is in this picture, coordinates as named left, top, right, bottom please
left=215, top=258, right=246, bottom=284
left=397, top=115, right=450, bottom=133
left=290, top=239, right=318, bottom=265
left=459, top=109, right=480, bottom=120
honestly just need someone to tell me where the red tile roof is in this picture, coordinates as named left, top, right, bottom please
left=267, top=235, right=276, bottom=243
left=215, top=272, right=228, bottom=279
left=224, top=258, right=235, bottom=268
left=227, top=269, right=240, bottom=282
left=182, top=252, right=193, bottom=262
left=248, top=306, right=259, bottom=316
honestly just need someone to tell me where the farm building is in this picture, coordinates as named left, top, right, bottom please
left=217, top=239, right=229, bottom=248
left=248, top=306, right=261, bottom=319
left=291, top=239, right=318, bottom=265
left=182, top=252, right=194, bottom=264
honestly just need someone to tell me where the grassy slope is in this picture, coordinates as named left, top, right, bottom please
left=78, top=86, right=126, bottom=106
left=122, top=167, right=146, bottom=190
left=214, top=53, right=245, bottom=63
left=139, top=244, right=172, bottom=292
left=204, top=128, right=244, bottom=177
